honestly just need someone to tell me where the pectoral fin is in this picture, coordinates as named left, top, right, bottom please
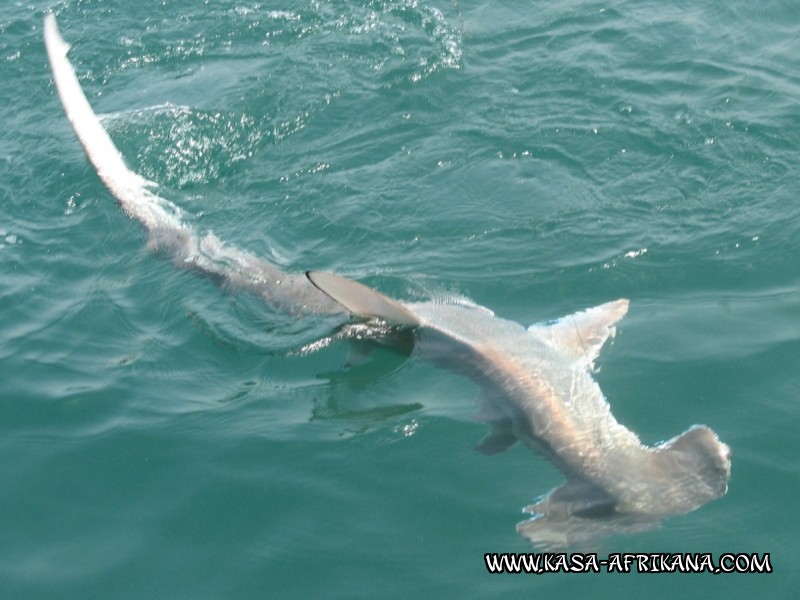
left=528, top=299, right=629, bottom=369
left=306, top=271, right=421, bottom=326
left=523, top=477, right=617, bottom=522
left=476, top=421, right=518, bottom=455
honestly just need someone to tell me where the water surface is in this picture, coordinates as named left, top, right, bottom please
left=1, top=0, right=798, bottom=597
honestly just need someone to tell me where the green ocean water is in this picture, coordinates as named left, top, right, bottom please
left=2, top=0, right=799, bottom=597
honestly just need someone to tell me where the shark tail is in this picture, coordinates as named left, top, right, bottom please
left=43, top=12, right=181, bottom=233
left=44, top=13, right=343, bottom=315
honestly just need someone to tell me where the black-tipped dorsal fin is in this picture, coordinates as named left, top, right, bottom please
left=306, top=271, right=421, bottom=326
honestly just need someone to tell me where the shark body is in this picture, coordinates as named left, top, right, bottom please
left=44, top=14, right=730, bottom=548
left=306, top=273, right=731, bottom=546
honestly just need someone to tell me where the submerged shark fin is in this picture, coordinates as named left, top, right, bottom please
left=476, top=421, right=518, bottom=455
left=306, top=271, right=421, bottom=326
left=528, top=299, right=629, bottom=370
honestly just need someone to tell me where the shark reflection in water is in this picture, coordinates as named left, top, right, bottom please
left=44, top=14, right=730, bottom=548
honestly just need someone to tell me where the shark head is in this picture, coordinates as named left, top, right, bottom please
left=517, top=425, right=731, bottom=550
left=604, top=424, right=731, bottom=518
left=651, top=424, right=731, bottom=512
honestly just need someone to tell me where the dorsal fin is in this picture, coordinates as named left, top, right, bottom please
left=306, top=271, right=421, bottom=326
left=528, top=299, right=629, bottom=369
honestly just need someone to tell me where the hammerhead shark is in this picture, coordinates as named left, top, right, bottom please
left=44, top=13, right=730, bottom=548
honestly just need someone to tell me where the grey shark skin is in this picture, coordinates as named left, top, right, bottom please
left=43, top=13, right=343, bottom=317
left=45, top=14, right=730, bottom=549
left=307, top=273, right=731, bottom=547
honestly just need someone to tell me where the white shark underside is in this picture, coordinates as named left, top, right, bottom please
left=44, top=14, right=730, bottom=548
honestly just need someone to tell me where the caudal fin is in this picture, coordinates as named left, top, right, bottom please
left=44, top=14, right=343, bottom=315
left=43, top=13, right=183, bottom=232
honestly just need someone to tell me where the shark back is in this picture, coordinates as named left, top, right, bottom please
left=308, top=270, right=642, bottom=471
left=308, top=271, right=730, bottom=526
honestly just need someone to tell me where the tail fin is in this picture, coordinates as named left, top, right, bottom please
left=43, top=13, right=180, bottom=231
left=44, top=14, right=343, bottom=315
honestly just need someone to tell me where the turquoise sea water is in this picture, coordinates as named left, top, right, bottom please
left=2, top=0, right=799, bottom=597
